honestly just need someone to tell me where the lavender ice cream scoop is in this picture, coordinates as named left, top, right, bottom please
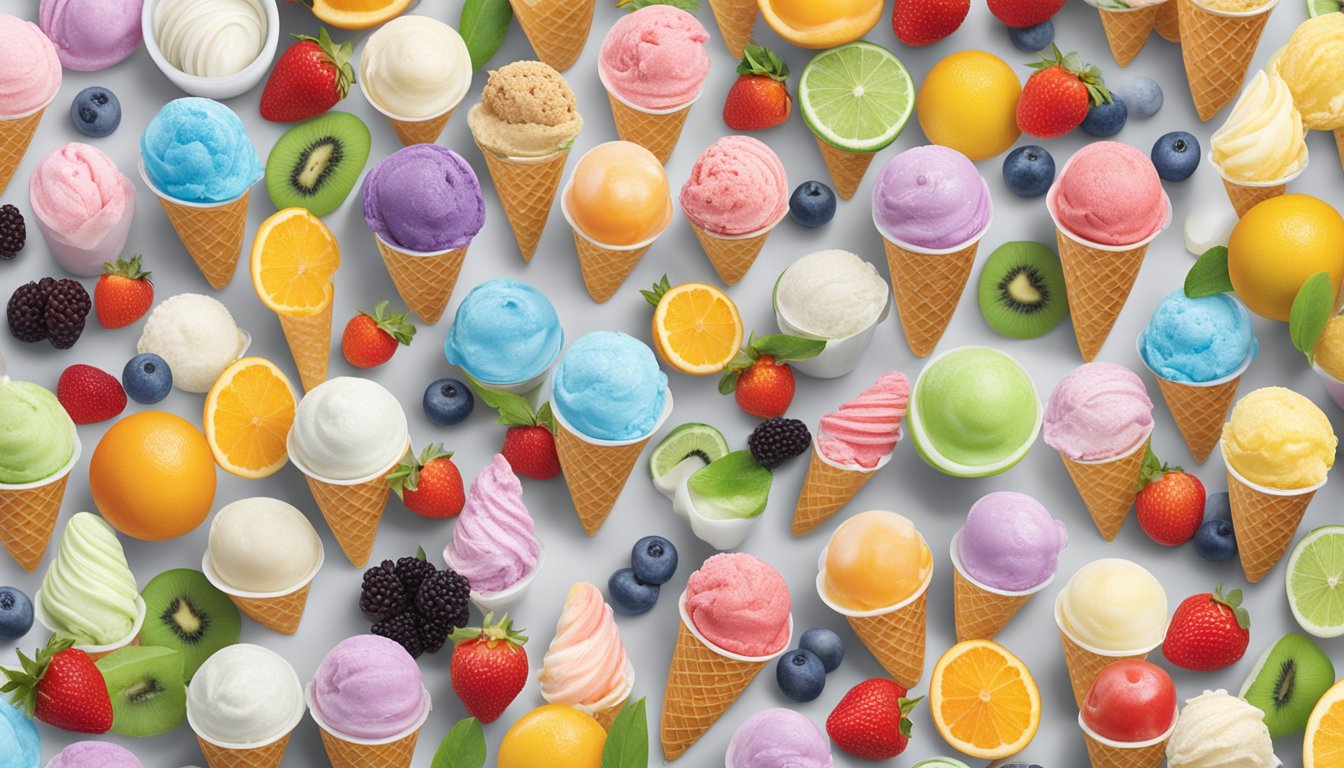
left=309, top=635, right=427, bottom=740
left=872, top=145, right=992, bottom=250
left=443, top=454, right=541, bottom=594
left=47, top=741, right=143, bottom=768
left=726, top=708, right=833, bottom=768
left=361, top=144, right=485, bottom=252
left=956, top=492, right=1068, bottom=592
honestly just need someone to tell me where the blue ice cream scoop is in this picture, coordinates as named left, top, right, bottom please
left=141, top=97, right=263, bottom=203
left=0, top=699, right=39, bottom=768
left=552, top=331, right=668, bottom=441
left=444, top=279, right=563, bottom=383
left=1139, top=289, right=1256, bottom=383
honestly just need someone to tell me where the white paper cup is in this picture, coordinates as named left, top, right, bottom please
left=467, top=542, right=545, bottom=613
left=772, top=267, right=891, bottom=380
left=672, top=476, right=759, bottom=551
left=141, top=0, right=280, bottom=99
left=35, top=593, right=146, bottom=659
left=200, top=544, right=324, bottom=608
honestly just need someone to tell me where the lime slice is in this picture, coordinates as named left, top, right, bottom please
left=648, top=423, right=729, bottom=479
left=799, top=41, right=914, bottom=154
left=1286, top=525, right=1344, bottom=638
left=1307, top=0, right=1341, bottom=17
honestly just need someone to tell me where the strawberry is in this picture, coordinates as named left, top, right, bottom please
left=469, top=383, right=561, bottom=480
left=826, top=678, right=922, bottom=760
left=56, top=364, right=127, bottom=424
left=723, top=45, right=791, bottom=131
left=341, top=300, right=415, bottom=369
left=448, top=612, right=529, bottom=724
left=893, top=0, right=970, bottom=46
left=1, top=636, right=112, bottom=733
left=388, top=443, right=465, bottom=519
left=719, top=333, right=824, bottom=419
left=1135, top=448, right=1206, bottom=546
left=1016, top=45, right=1111, bottom=139
left=987, top=0, right=1067, bottom=27
left=93, top=255, right=152, bottom=329
left=259, top=28, right=354, bottom=123
left=1162, top=584, right=1251, bottom=671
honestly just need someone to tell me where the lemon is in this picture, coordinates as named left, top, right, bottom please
left=1227, top=194, right=1344, bottom=321
left=917, top=51, right=1021, bottom=161
left=498, top=705, right=606, bottom=768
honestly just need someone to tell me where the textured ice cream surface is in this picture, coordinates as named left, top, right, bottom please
left=141, top=98, right=263, bottom=204
left=188, top=644, right=303, bottom=745
left=444, top=279, right=562, bottom=383
left=154, top=0, right=266, bottom=78
left=599, top=5, right=710, bottom=110
left=1081, top=660, right=1177, bottom=743
left=41, top=512, right=140, bottom=646
left=538, top=582, right=635, bottom=713
left=360, top=15, right=471, bottom=120
left=29, top=143, right=135, bottom=250
left=1043, top=362, right=1153, bottom=461
left=0, top=699, right=39, bottom=768
left=310, top=635, right=427, bottom=740
left=39, top=0, right=142, bottom=72
left=679, top=136, right=788, bottom=236
left=468, top=61, right=582, bottom=158
left=822, top=510, right=932, bottom=612
left=911, top=347, right=1039, bottom=469
left=726, top=708, right=833, bottom=768
left=1222, top=386, right=1336, bottom=489
left=1211, top=71, right=1308, bottom=183
left=551, top=331, right=668, bottom=441
left=207, top=497, right=322, bottom=593
left=565, top=141, right=671, bottom=246
left=290, top=377, right=408, bottom=481
left=1059, top=558, right=1167, bottom=651
left=1195, top=0, right=1276, bottom=11
left=1316, top=315, right=1344, bottom=380
left=1140, top=290, right=1254, bottom=383
left=361, top=144, right=484, bottom=252
left=1085, top=0, right=1166, bottom=7
left=443, top=455, right=541, bottom=594
left=135, top=293, right=247, bottom=393
left=0, top=379, right=74, bottom=485
left=817, top=371, right=909, bottom=468
left=46, top=741, right=142, bottom=768
left=872, top=145, right=993, bottom=249
left=1274, top=14, right=1344, bottom=130
left=957, top=492, right=1067, bottom=592
left=1166, top=690, right=1275, bottom=768
left=0, top=15, right=61, bottom=116
left=685, top=553, right=791, bottom=657
left=776, top=250, right=888, bottom=339
left=1048, top=141, right=1168, bottom=246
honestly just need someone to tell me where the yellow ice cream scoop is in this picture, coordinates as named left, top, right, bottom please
left=1222, top=386, right=1337, bottom=489
left=1210, top=70, right=1308, bottom=183
left=1273, top=14, right=1344, bottom=131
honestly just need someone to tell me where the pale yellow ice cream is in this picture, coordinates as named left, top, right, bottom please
left=1211, top=71, right=1307, bottom=182
left=776, top=250, right=888, bottom=339
left=1315, top=315, right=1344, bottom=379
left=468, top=61, right=583, bottom=158
left=136, top=293, right=248, bottom=393
left=360, top=15, right=471, bottom=120
left=1058, top=559, right=1167, bottom=651
left=1222, top=386, right=1336, bottom=489
left=1195, top=0, right=1274, bottom=11
left=1272, top=14, right=1344, bottom=130
left=207, top=497, right=322, bottom=593
left=1166, top=690, right=1275, bottom=768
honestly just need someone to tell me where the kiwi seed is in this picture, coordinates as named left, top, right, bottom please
left=977, top=241, right=1068, bottom=339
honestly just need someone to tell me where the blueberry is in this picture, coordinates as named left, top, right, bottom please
left=1195, top=518, right=1238, bottom=561
left=799, top=627, right=845, bottom=672
left=608, top=568, right=659, bottom=615
left=1152, top=132, right=1201, bottom=181
left=789, top=181, right=836, bottom=229
left=630, top=535, right=677, bottom=586
left=122, top=353, right=172, bottom=404
left=1118, top=76, right=1163, bottom=119
left=423, top=378, right=473, bottom=426
left=70, top=87, right=121, bottom=139
left=775, top=649, right=826, bottom=702
left=1081, top=96, right=1128, bottom=137
left=0, top=587, right=33, bottom=641
left=1008, top=20, right=1054, bottom=52
left=1002, top=145, right=1056, bottom=198
left=1205, top=491, right=1231, bottom=521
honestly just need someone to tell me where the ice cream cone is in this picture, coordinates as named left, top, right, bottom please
left=605, top=92, right=694, bottom=166
left=707, top=0, right=758, bottom=59
left=1079, top=713, right=1176, bottom=768
left=949, top=532, right=1051, bottom=642
left=880, top=233, right=982, bottom=357
left=202, top=548, right=323, bottom=636
left=0, top=432, right=79, bottom=572
left=1099, top=5, right=1160, bottom=66
left=276, top=302, right=332, bottom=393
left=509, top=0, right=595, bottom=71
left=290, top=437, right=408, bottom=568
left=813, top=135, right=875, bottom=201
left=1055, top=229, right=1149, bottom=361
left=1335, top=128, right=1344, bottom=174
left=1223, top=177, right=1286, bottom=216
left=140, top=158, right=251, bottom=290
left=387, top=108, right=455, bottom=147
left=196, top=733, right=292, bottom=768
left=374, top=234, right=468, bottom=325
left=1154, top=0, right=1181, bottom=41
left=1055, top=594, right=1154, bottom=709
left=689, top=218, right=778, bottom=286
left=592, top=698, right=626, bottom=732
left=791, top=438, right=889, bottom=536
left=1224, top=459, right=1322, bottom=583
left=1058, top=432, right=1151, bottom=541
left=308, top=684, right=429, bottom=768
left=478, top=146, right=570, bottom=262
left=559, top=183, right=665, bottom=303
left=817, top=562, right=932, bottom=689
left=1176, top=0, right=1280, bottom=120
left=0, top=105, right=48, bottom=197
left=1153, top=375, right=1243, bottom=463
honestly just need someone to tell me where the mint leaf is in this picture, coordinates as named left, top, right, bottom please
left=1290, top=272, right=1334, bottom=366
left=601, top=698, right=648, bottom=768
left=687, top=450, right=772, bottom=519
left=750, top=334, right=825, bottom=363
left=466, top=376, right=537, bottom=426
left=1184, top=246, right=1234, bottom=298
left=432, top=718, right=486, bottom=768
left=460, top=0, right=512, bottom=71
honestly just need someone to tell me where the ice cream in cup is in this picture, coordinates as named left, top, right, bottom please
left=680, top=136, right=789, bottom=285
left=1312, top=315, right=1344, bottom=409
left=1079, top=660, right=1179, bottom=768
left=39, top=0, right=142, bottom=72
left=724, top=709, right=832, bottom=768
left=0, top=15, right=61, bottom=197
left=0, top=378, right=79, bottom=571
left=35, top=512, right=146, bottom=661
left=1273, top=13, right=1344, bottom=173
left=1177, top=0, right=1282, bottom=121
left=358, top=15, right=471, bottom=146
left=444, top=455, right=544, bottom=612
left=188, top=644, right=306, bottom=768
left=29, top=143, right=137, bottom=277
left=444, top=279, right=563, bottom=402
left=539, top=582, right=637, bottom=731
left=136, top=293, right=251, bottom=394
left=142, top=0, right=279, bottom=99
left=308, top=635, right=433, bottom=768
left=1165, top=690, right=1278, bottom=767
left=1209, top=70, right=1308, bottom=217
left=672, top=450, right=771, bottom=550
left=772, top=250, right=891, bottom=379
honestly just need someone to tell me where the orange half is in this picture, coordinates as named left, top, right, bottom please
left=651, top=282, right=744, bottom=375
left=1306, top=679, right=1344, bottom=767
left=929, top=639, right=1042, bottom=760
left=251, top=208, right=340, bottom=317
left=308, top=0, right=413, bottom=29
left=204, top=357, right=297, bottom=479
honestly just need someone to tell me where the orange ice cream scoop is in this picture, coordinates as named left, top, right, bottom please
left=822, top=509, right=932, bottom=611
left=565, top=141, right=672, bottom=246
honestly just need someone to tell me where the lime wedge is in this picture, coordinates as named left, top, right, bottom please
left=648, top=423, right=729, bottom=480
left=1286, top=525, right=1344, bottom=638
left=799, top=41, right=914, bottom=154
left=1307, top=0, right=1341, bottom=17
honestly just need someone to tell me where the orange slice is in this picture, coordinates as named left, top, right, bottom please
left=250, top=208, right=340, bottom=317
left=309, top=0, right=413, bottom=29
left=650, top=281, right=743, bottom=375
left=929, top=639, right=1042, bottom=760
left=204, top=357, right=297, bottom=479
left=1306, top=678, right=1344, bottom=767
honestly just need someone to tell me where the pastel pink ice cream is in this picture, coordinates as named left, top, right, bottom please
left=47, top=741, right=143, bottom=768
left=684, top=553, right=791, bottom=657
left=817, top=371, right=910, bottom=469
left=39, top=0, right=143, bottom=72
left=29, top=143, right=135, bottom=250
left=599, top=6, right=710, bottom=110
left=872, top=145, right=992, bottom=250
left=0, top=15, right=61, bottom=116
left=1043, top=362, right=1154, bottom=461
left=443, top=455, right=541, bottom=594
left=726, top=708, right=833, bottom=768
left=1048, top=141, right=1168, bottom=247
left=957, top=492, right=1068, bottom=591
left=679, top=136, right=788, bottom=236
left=310, top=635, right=428, bottom=740
left=538, top=582, right=636, bottom=714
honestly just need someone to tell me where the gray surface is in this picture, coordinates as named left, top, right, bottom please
left=1, top=0, right=1339, bottom=765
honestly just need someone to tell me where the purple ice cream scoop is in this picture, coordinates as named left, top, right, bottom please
left=872, top=144, right=992, bottom=250
left=956, top=492, right=1068, bottom=592
left=361, top=144, right=485, bottom=252
left=726, top=708, right=833, bottom=768
left=310, top=635, right=428, bottom=740
left=443, top=454, right=541, bottom=594
left=47, top=741, right=143, bottom=768
left=39, top=0, right=142, bottom=72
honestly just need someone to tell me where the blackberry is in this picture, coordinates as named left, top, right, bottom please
left=0, top=204, right=24, bottom=259
left=372, top=611, right=423, bottom=658
left=419, top=614, right=452, bottom=655
left=748, top=418, right=812, bottom=469
left=6, top=278, right=55, bottom=343
left=359, top=560, right=405, bottom=622
left=394, top=554, right=437, bottom=606
left=416, top=569, right=471, bottom=629
left=43, top=279, right=90, bottom=349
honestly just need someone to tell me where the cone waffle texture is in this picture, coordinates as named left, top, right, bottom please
left=1059, top=629, right=1149, bottom=708
left=952, top=568, right=1032, bottom=642
left=690, top=221, right=773, bottom=286
left=305, top=474, right=391, bottom=568
left=707, top=0, right=757, bottom=58
left=813, top=135, right=875, bottom=200
left=607, top=94, right=690, bottom=164
left=1056, top=228, right=1147, bottom=361
left=1155, top=0, right=1181, bottom=41
left=1177, top=0, right=1274, bottom=120
left=480, top=147, right=569, bottom=262
left=0, top=109, right=44, bottom=197
left=883, top=237, right=978, bottom=357
left=1227, top=470, right=1315, bottom=583
left=1335, top=128, right=1344, bottom=173
left=661, top=621, right=765, bottom=761
left=1083, top=732, right=1169, bottom=768
left=593, top=699, right=625, bottom=732
left=197, top=733, right=291, bottom=768
left=277, top=303, right=332, bottom=393
left=509, top=0, right=595, bottom=71
left=791, top=449, right=877, bottom=536
left=571, top=231, right=650, bottom=303
left=1155, top=375, right=1240, bottom=463
left=846, top=588, right=928, bottom=689
left=376, top=238, right=467, bottom=325
left=1059, top=437, right=1150, bottom=541
left=1222, top=177, right=1285, bottom=217
left=318, top=727, right=419, bottom=768
left=554, top=420, right=649, bottom=536
left=228, top=583, right=312, bottom=635
left=0, top=475, right=68, bottom=571
left=1100, top=6, right=1160, bottom=66
left=156, top=191, right=250, bottom=290
left=387, top=107, right=454, bottom=147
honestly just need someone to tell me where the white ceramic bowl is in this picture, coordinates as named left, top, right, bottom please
left=141, top=0, right=280, bottom=99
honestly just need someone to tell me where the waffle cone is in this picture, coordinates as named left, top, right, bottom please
left=376, top=238, right=467, bottom=325
left=813, top=135, right=875, bottom=201
left=690, top=221, right=774, bottom=286
left=0, top=475, right=68, bottom=571
left=509, top=0, right=595, bottom=71
left=479, top=148, right=569, bottom=262
left=1222, top=177, right=1285, bottom=217
left=791, top=449, right=877, bottom=536
left=155, top=191, right=250, bottom=290
left=593, top=699, right=626, bottom=732
left=317, top=726, right=419, bottom=768
left=1100, top=6, right=1159, bottom=66
left=607, top=94, right=691, bottom=164
left=570, top=230, right=651, bottom=303
left=660, top=621, right=766, bottom=761
left=305, top=474, right=392, bottom=568
left=197, top=733, right=291, bottom=768
left=1154, top=0, right=1181, bottom=41
left=1083, top=732, right=1169, bottom=768
left=952, top=568, right=1032, bottom=642
left=883, top=236, right=979, bottom=357
left=1056, top=228, right=1148, bottom=361
left=1227, top=470, right=1316, bottom=583
left=554, top=421, right=649, bottom=536
left=1335, top=128, right=1344, bottom=173
left=707, top=0, right=758, bottom=58
left=1154, top=375, right=1240, bottom=463
left=0, top=109, right=44, bottom=197
left=228, top=583, right=312, bottom=635
left=387, top=108, right=454, bottom=147
left=1176, top=0, right=1274, bottom=120
left=1059, top=629, right=1149, bottom=708
left=277, top=303, right=332, bottom=393
left=845, top=589, right=929, bottom=689
left=1059, top=437, right=1149, bottom=541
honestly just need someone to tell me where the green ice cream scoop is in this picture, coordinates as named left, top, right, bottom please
left=0, top=379, right=74, bottom=484
left=41, top=512, right=139, bottom=645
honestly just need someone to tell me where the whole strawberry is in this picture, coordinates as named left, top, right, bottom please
left=449, top=612, right=529, bottom=724
left=987, top=0, right=1067, bottom=27
left=1135, top=449, right=1206, bottom=546
left=465, top=382, right=561, bottom=480
left=723, top=45, right=791, bottom=131
left=341, top=300, right=415, bottom=369
left=93, top=255, right=152, bottom=329
left=259, top=28, right=354, bottom=123
left=719, top=333, right=824, bottom=419
left=389, top=443, right=465, bottom=519
left=57, top=364, right=127, bottom=424
left=1162, top=584, right=1251, bottom=671
left=1, top=636, right=113, bottom=733
left=893, top=0, right=970, bottom=46
left=826, top=678, right=921, bottom=760
left=1016, top=45, right=1111, bottom=139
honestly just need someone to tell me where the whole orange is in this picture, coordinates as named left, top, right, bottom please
left=1228, top=194, right=1344, bottom=321
left=89, top=411, right=217, bottom=541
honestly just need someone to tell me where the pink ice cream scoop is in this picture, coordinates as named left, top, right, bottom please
left=39, top=0, right=143, bottom=72
left=680, top=136, right=788, bottom=236
left=1043, top=362, right=1154, bottom=461
left=817, top=371, right=910, bottom=469
left=599, top=5, right=710, bottom=110
left=29, top=143, right=136, bottom=252
left=872, top=145, right=992, bottom=250
left=48, top=742, right=144, bottom=768
left=443, top=454, right=541, bottom=594
left=684, top=553, right=791, bottom=657
left=310, top=635, right=428, bottom=740
left=1048, top=141, right=1169, bottom=247
left=0, top=14, right=62, bottom=117
left=956, top=492, right=1068, bottom=591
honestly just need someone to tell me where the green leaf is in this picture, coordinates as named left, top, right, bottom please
left=717, top=370, right=742, bottom=396
left=616, top=0, right=700, bottom=10
left=687, top=450, right=772, bottom=518
left=750, top=334, right=825, bottom=363
left=535, top=401, right=556, bottom=434
left=602, top=698, right=648, bottom=768
left=1184, top=246, right=1234, bottom=298
left=1290, top=272, right=1334, bottom=366
left=459, top=0, right=513, bottom=71
left=1136, top=445, right=1163, bottom=491
left=432, top=718, right=486, bottom=768
left=466, top=376, right=539, bottom=427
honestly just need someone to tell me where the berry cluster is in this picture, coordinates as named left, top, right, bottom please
left=7, top=278, right=91, bottom=349
left=0, top=204, right=25, bottom=259
left=747, top=417, right=811, bottom=469
left=359, top=550, right=470, bottom=658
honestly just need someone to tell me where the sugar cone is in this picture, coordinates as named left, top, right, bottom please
left=1221, top=177, right=1285, bottom=217
left=1226, top=469, right=1317, bottom=583
left=228, top=583, right=313, bottom=635
left=0, top=108, right=45, bottom=197
left=661, top=621, right=766, bottom=761
left=155, top=191, right=251, bottom=290
left=1059, top=628, right=1149, bottom=708
left=1154, top=375, right=1240, bottom=463
left=197, top=733, right=291, bottom=768
left=1056, top=228, right=1148, bottom=361
left=882, top=236, right=979, bottom=357
left=387, top=107, right=455, bottom=147
left=1335, top=128, right=1344, bottom=174
left=791, top=448, right=879, bottom=536
left=479, top=147, right=569, bottom=262
left=0, top=475, right=68, bottom=571
left=554, top=420, right=650, bottom=535
left=845, top=588, right=929, bottom=689
left=1099, top=6, right=1160, bottom=66
left=1058, top=436, right=1150, bottom=541
left=1154, top=0, right=1181, bottom=41
left=1176, top=0, right=1276, bottom=120
left=707, top=0, right=758, bottom=59
left=592, top=699, right=626, bottom=732
left=570, top=230, right=651, bottom=303
left=690, top=221, right=774, bottom=286
left=813, top=135, right=875, bottom=201
left=277, top=303, right=332, bottom=393
left=305, top=473, right=392, bottom=568
left=952, top=568, right=1032, bottom=642
left=375, top=237, right=468, bottom=325
left=607, top=93, right=692, bottom=165
left=509, top=0, right=595, bottom=71
left=317, top=726, right=419, bottom=768
left=1082, top=731, right=1169, bottom=768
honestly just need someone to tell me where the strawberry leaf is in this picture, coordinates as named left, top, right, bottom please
left=535, top=401, right=557, bottom=434
left=387, top=444, right=449, bottom=497
left=432, top=717, right=486, bottom=768
left=737, top=45, right=788, bottom=81
left=750, top=334, right=824, bottom=363
left=1290, top=272, right=1334, bottom=366
left=897, top=695, right=922, bottom=738
left=1136, top=445, right=1164, bottom=491
left=459, top=0, right=513, bottom=71
left=1184, top=246, right=1234, bottom=298
left=361, top=300, right=417, bottom=346
left=103, top=255, right=150, bottom=281
left=640, top=274, right=672, bottom=309
left=466, top=376, right=540, bottom=427
left=601, top=697, right=648, bottom=768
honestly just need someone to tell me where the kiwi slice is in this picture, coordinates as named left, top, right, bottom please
left=266, top=112, right=371, bottom=217
left=1240, top=632, right=1336, bottom=737
left=977, top=241, right=1068, bottom=339
left=95, top=645, right=187, bottom=737
left=139, top=568, right=240, bottom=681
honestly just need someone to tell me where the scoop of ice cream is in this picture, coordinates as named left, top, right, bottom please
left=823, top=510, right=932, bottom=612
left=0, top=699, right=39, bottom=768
left=360, top=15, right=471, bottom=120
left=1221, top=386, right=1336, bottom=489
left=361, top=144, right=484, bottom=252
left=46, top=742, right=142, bottom=768
left=1081, top=660, right=1177, bottom=744
left=0, top=14, right=61, bottom=116
left=679, top=136, right=788, bottom=236
left=1048, top=141, right=1168, bottom=246
left=551, top=331, right=669, bottom=441
left=29, top=143, right=136, bottom=250
left=0, top=379, right=74, bottom=485
left=443, top=279, right=562, bottom=383
left=599, top=6, right=710, bottom=110
left=1059, top=558, right=1168, bottom=652
left=141, top=98, right=263, bottom=204
left=310, top=635, right=427, bottom=740
left=565, top=141, right=671, bottom=246
left=1211, top=71, right=1308, bottom=183
left=154, top=0, right=266, bottom=78
left=872, top=145, right=993, bottom=249
left=188, top=644, right=303, bottom=746
left=207, top=497, right=322, bottom=593
left=538, top=582, right=635, bottom=714
left=1196, top=0, right=1274, bottom=8
left=776, top=250, right=888, bottom=339
left=1274, top=14, right=1344, bottom=130
left=136, top=293, right=247, bottom=393
left=443, top=455, right=541, bottom=594
left=1166, top=690, right=1276, bottom=768
left=468, top=60, right=582, bottom=158
left=1140, top=290, right=1255, bottom=383
left=957, top=492, right=1067, bottom=592
left=685, top=553, right=791, bottom=657
left=726, top=708, right=833, bottom=768
left=1043, top=362, right=1154, bottom=461
left=290, top=377, right=408, bottom=481
left=1316, top=315, right=1344, bottom=380
left=816, top=371, right=909, bottom=468
left=39, top=0, right=141, bottom=72
left=911, top=347, right=1040, bottom=469
left=41, top=512, right=140, bottom=646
